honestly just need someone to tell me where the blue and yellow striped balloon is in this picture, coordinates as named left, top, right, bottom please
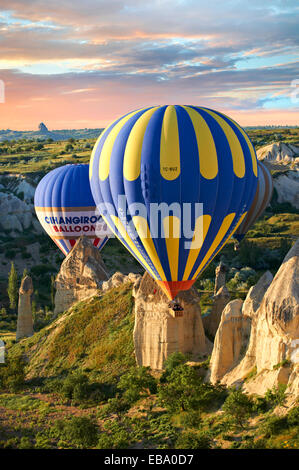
left=89, top=105, right=258, bottom=299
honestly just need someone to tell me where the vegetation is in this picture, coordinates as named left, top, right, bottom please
left=7, top=263, right=18, bottom=311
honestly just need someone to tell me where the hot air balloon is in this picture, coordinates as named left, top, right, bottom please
left=89, top=105, right=258, bottom=301
left=34, top=163, right=110, bottom=256
left=233, top=160, right=273, bottom=246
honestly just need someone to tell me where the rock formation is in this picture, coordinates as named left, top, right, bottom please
left=203, top=286, right=230, bottom=339
left=38, top=122, right=49, bottom=134
left=16, top=275, right=34, bottom=341
left=0, top=192, right=33, bottom=233
left=133, top=272, right=209, bottom=370
left=209, top=240, right=299, bottom=402
left=102, top=271, right=141, bottom=292
left=257, top=142, right=299, bottom=165
left=214, top=261, right=227, bottom=294
left=54, top=236, right=109, bottom=314
left=273, top=171, right=299, bottom=210
left=209, top=299, right=243, bottom=383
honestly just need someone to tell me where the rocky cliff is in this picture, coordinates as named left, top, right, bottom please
left=133, top=272, right=210, bottom=370
left=209, top=240, right=299, bottom=403
left=257, top=142, right=299, bottom=165
left=54, top=236, right=109, bottom=314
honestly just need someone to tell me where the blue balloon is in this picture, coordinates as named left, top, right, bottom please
left=35, top=163, right=110, bottom=256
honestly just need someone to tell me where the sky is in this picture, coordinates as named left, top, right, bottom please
left=0, top=0, right=298, bottom=130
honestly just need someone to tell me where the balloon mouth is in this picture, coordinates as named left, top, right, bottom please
left=156, top=280, right=195, bottom=300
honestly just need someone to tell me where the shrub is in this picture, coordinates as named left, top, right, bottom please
left=54, top=417, right=98, bottom=448
left=97, top=427, right=129, bottom=449
left=175, top=431, right=213, bottom=449
left=265, top=384, right=287, bottom=408
left=223, top=389, right=253, bottom=428
left=160, top=352, right=187, bottom=382
left=100, top=396, right=132, bottom=419
left=260, top=415, right=288, bottom=437
left=158, top=364, right=226, bottom=414
left=180, top=411, right=202, bottom=429
left=287, top=406, right=299, bottom=427
left=117, top=366, right=157, bottom=403
left=0, top=353, right=26, bottom=392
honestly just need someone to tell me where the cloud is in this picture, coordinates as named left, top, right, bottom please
left=0, top=0, right=298, bottom=128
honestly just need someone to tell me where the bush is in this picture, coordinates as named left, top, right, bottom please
left=175, top=431, right=213, bottom=449
left=180, top=411, right=202, bottom=429
left=265, top=384, right=287, bottom=408
left=223, top=389, right=253, bottom=428
left=117, top=366, right=157, bottom=403
left=61, top=372, right=91, bottom=402
left=260, top=415, right=288, bottom=437
left=100, top=396, right=132, bottom=419
left=287, top=406, right=299, bottom=427
left=97, top=426, right=129, bottom=449
left=53, top=417, right=98, bottom=448
left=0, top=353, right=26, bottom=392
left=160, top=352, right=187, bottom=383
left=158, top=364, right=226, bottom=414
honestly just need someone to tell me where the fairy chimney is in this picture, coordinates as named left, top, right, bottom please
left=16, top=275, right=34, bottom=341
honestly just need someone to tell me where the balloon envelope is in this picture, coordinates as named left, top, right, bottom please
left=90, top=105, right=258, bottom=299
left=234, top=161, right=273, bottom=243
left=34, top=163, right=110, bottom=256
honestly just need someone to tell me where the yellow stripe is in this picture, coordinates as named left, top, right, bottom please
left=89, top=114, right=126, bottom=179
left=182, top=214, right=211, bottom=280
left=99, top=108, right=147, bottom=181
left=192, top=212, right=247, bottom=280
left=110, top=214, right=158, bottom=280
left=163, top=216, right=180, bottom=280
left=132, top=215, right=166, bottom=281
left=222, top=114, right=257, bottom=177
left=160, top=105, right=180, bottom=180
left=192, top=213, right=235, bottom=279
left=182, top=106, right=218, bottom=179
left=123, top=107, right=159, bottom=181
left=200, top=108, right=245, bottom=178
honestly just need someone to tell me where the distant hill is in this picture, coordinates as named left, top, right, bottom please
left=0, top=123, right=104, bottom=142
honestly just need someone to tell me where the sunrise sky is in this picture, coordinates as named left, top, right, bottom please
left=0, top=0, right=298, bottom=130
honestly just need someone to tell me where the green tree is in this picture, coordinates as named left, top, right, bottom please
left=7, top=262, right=18, bottom=310
left=223, top=389, right=253, bottom=428
left=117, top=366, right=157, bottom=402
left=265, top=384, right=287, bottom=408
left=158, top=364, right=202, bottom=413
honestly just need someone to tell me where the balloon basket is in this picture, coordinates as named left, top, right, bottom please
left=168, top=301, right=184, bottom=317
